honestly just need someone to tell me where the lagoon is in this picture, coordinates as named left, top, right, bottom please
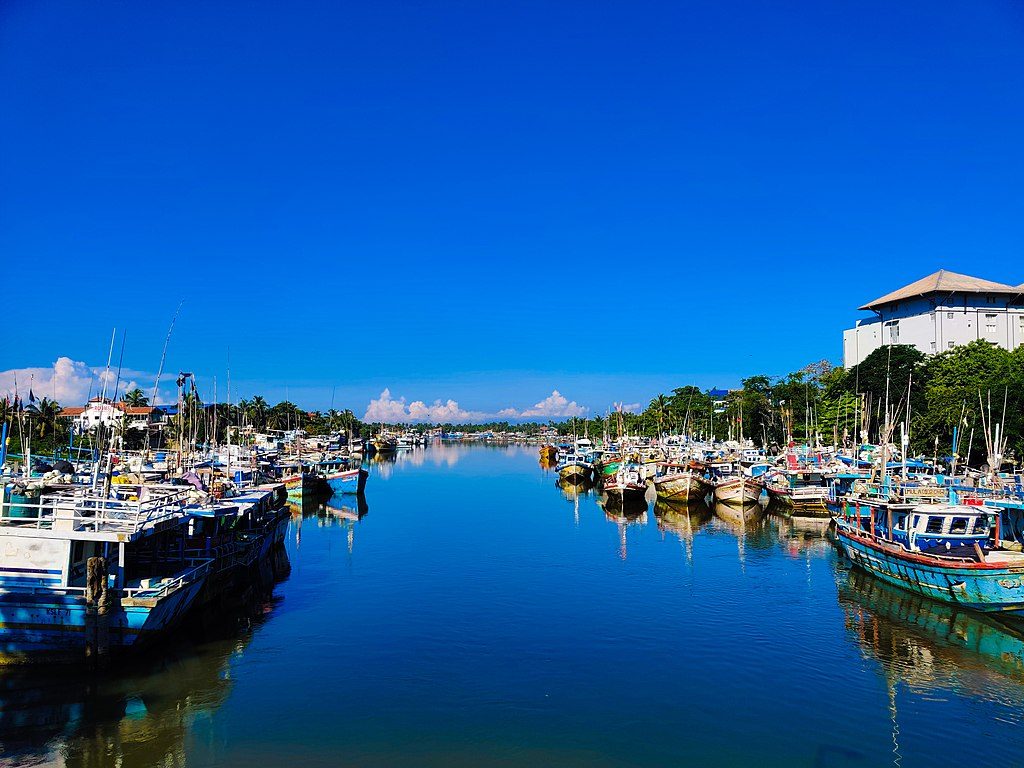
left=3, top=443, right=1024, bottom=767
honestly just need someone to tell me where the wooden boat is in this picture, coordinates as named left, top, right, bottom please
left=713, top=474, right=764, bottom=505
left=539, top=444, right=559, bottom=462
left=833, top=503, right=1024, bottom=615
left=556, top=452, right=592, bottom=483
left=765, top=468, right=831, bottom=515
left=0, top=481, right=288, bottom=663
left=372, top=435, right=398, bottom=454
left=323, top=466, right=368, bottom=495
left=603, top=461, right=648, bottom=504
left=653, top=461, right=712, bottom=503
left=593, top=452, right=622, bottom=479
left=277, top=460, right=317, bottom=498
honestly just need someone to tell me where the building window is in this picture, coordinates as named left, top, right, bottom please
left=947, top=312, right=954, bottom=319
left=885, top=320, right=899, bottom=344
left=985, top=313, right=997, bottom=334
left=930, top=342, right=936, bottom=351
left=948, top=341, right=955, bottom=349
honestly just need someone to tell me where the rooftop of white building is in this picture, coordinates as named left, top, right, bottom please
left=859, top=269, right=1022, bottom=311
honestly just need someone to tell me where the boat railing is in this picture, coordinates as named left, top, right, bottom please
left=122, top=557, right=213, bottom=599
left=0, top=484, right=192, bottom=534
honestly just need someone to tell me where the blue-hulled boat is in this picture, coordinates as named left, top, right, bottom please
left=317, top=457, right=368, bottom=495
left=0, top=479, right=289, bottom=664
left=833, top=503, right=1024, bottom=616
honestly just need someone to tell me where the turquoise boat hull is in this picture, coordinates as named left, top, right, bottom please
left=0, top=580, right=206, bottom=663
left=835, top=522, right=1024, bottom=615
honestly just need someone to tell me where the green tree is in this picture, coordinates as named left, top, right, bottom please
left=122, top=387, right=149, bottom=407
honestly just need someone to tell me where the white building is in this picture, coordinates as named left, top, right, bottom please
left=843, top=270, right=1024, bottom=368
left=60, top=397, right=166, bottom=435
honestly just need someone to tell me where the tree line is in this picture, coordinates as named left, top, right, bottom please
left=547, top=340, right=1024, bottom=467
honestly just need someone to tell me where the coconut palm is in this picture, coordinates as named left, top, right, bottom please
left=247, top=396, right=269, bottom=431
left=34, top=398, right=62, bottom=439
left=122, top=388, right=149, bottom=407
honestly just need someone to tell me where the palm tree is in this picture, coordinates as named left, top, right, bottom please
left=237, top=398, right=251, bottom=427
left=649, top=394, right=670, bottom=438
left=247, top=396, right=269, bottom=431
left=268, top=401, right=299, bottom=431
left=34, top=397, right=62, bottom=439
left=122, top=388, right=149, bottom=407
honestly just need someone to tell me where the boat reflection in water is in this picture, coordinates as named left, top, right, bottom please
left=654, top=499, right=712, bottom=541
left=654, top=500, right=712, bottom=565
left=774, top=513, right=833, bottom=560
left=598, top=490, right=649, bottom=560
left=0, top=547, right=290, bottom=768
left=712, top=500, right=766, bottom=528
left=838, top=566, right=1024, bottom=693
left=317, top=496, right=370, bottom=554
left=556, top=477, right=594, bottom=525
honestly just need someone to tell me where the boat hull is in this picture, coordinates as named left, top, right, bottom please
left=325, top=468, right=368, bottom=495
left=714, top=477, right=764, bottom=505
left=834, top=523, right=1024, bottom=615
left=0, top=578, right=207, bottom=664
left=558, top=464, right=591, bottom=483
left=654, top=472, right=710, bottom=502
left=282, top=473, right=315, bottom=499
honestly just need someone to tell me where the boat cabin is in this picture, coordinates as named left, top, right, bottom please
left=884, top=504, right=994, bottom=555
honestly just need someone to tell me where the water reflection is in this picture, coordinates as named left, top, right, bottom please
left=774, top=514, right=833, bottom=560
left=654, top=500, right=712, bottom=566
left=598, top=493, right=649, bottom=561
left=556, top=477, right=594, bottom=526
left=317, top=496, right=370, bottom=554
left=838, top=567, right=1024, bottom=697
left=712, top=500, right=766, bottom=529
left=654, top=499, right=712, bottom=541
left=0, top=550, right=289, bottom=767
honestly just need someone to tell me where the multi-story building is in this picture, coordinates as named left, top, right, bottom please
left=843, top=270, right=1024, bottom=368
left=59, top=397, right=167, bottom=435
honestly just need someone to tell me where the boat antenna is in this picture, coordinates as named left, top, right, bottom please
left=148, top=300, right=183, bottom=453
left=92, top=328, right=116, bottom=491
left=102, top=330, right=127, bottom=497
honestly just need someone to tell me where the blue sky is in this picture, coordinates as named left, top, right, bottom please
left=2, top=1, right=1023, bottom=420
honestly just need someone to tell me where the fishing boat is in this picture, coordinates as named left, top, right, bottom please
left=556, top=452, right=592, bottom=483
left=652, top=461, right=712, bottom=503
left=764, top=468, right=831, bottom=514
left=0, top=479, right=287, bottom=663
left=593, top=451, right=622, bottom=479
left=539, top=444, right=559, bottom=463
left=833, top=503, right=1024, bottom=615
left=317, top=456, right=369, bottom=495
left=603, top=460, right=648, bottom=505
left=372, top=435, right=398, bottom=455
left=711, top=462, right=764, bottom=505
left=275, top=459, right=318, bottom=499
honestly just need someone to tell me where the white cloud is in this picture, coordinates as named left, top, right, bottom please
left=363, top=389, right=487, bottom=424
left=619, top=402, right=642, bottom=413
left=363, top=388, right=588, bottom=423
left=518, top=390, right=587, bottom=418
left=0, top=357, right=177, bottom=407
left=0, top=357, right=148, bottom=405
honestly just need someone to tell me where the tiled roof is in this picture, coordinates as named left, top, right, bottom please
left=859, top=270, right=1021, bottom=310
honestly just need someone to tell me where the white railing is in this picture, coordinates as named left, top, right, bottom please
left=122, top=558, right=212, bottom=599
left=0, top=484, right=192, bottom=534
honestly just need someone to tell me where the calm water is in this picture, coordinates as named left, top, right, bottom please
left=4, top=444, right=1024, bottom=767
